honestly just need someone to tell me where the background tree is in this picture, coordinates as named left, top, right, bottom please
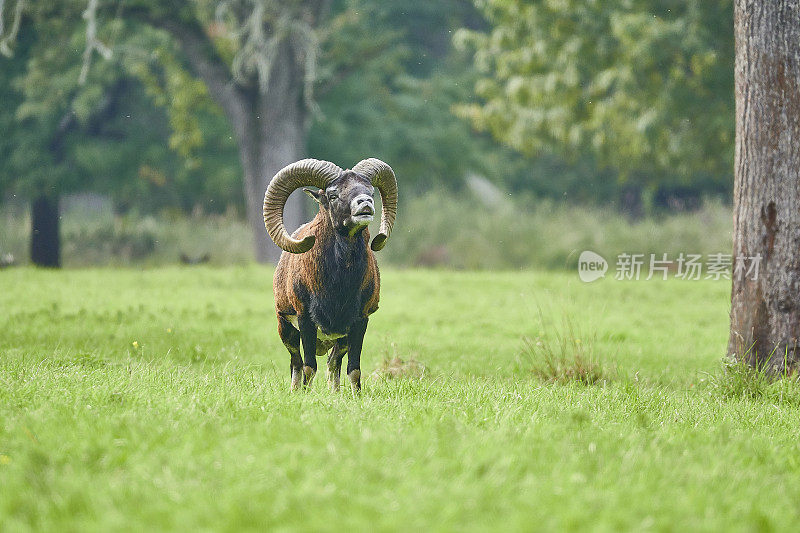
left=0, top=2, right=240, bottom=266
left=1, top=2, right=119, bottom=267
left=122, top=0, right=333, bottom=262
left=728, top=0, right=800, bottom=369
left=4, top=0, right=532, bottom=265
left=456, top=0, right=735, bottom=213
left=4, top=0, right=744, bottom=267
left=4, top=0, right=356, bottom=263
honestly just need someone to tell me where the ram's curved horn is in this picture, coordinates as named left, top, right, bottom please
left=263, top=159, right=342, bottom=253
left=352, top=158, right=397, bottom=251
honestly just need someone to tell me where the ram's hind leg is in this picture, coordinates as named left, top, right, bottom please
left=278, top=315, right=303, bottom=391
left=298, top=315, right=319, bottom=388
left=327, top=338, right=348, bottom=392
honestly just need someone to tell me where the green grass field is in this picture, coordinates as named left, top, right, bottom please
left=2, top=267, right=799, bottom=531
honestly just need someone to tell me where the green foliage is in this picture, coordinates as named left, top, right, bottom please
left=2, top=6, right=92, bottom=196
left=457, top=0, right=734, bottom=189
left=2, top=0, right=736, bottom=218
left=311, top=72, right=502, bottom=192
left=125, top=41, right=209, bottom=160
left=0, top=22, right=29, bottom=197
left=311, top=0, right=531, bottom=193
left=4, top=0, right=508, bottom=211
left=114, top=25, right=242, bottom=212
left=0, top=5, right=241, bottom=213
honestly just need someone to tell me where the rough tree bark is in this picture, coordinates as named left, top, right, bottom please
left=729, top=0, right=800, bottom=369
left=30, top=194, right=60, bottom=267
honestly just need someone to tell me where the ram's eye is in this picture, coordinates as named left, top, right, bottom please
left=328, top=193, right=338, bottom=201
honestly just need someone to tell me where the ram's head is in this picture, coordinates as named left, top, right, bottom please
left=263, top=158, right=398, bottom=253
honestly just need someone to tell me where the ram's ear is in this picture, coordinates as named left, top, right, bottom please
left=303, top=187, right=324, bottom=203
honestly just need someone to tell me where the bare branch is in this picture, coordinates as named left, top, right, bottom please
left=79, top=0, right=113, bottom=84
left=216, top=0, right=320, bottom=100
left=0, top=0, right=24, bottom=57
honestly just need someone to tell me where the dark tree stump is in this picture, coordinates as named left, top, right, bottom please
left=30, top=195, right=61, bottom=268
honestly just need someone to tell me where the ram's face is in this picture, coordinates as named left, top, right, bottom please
left=323, top=171, right=375, bottom=234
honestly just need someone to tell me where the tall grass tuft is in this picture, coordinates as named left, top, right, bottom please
left=706, top=357, right=800, bottom=406
left=370, top=343, right=427, bottom=380
left=521, top=317, right=608, bottom=385
left=370, top=356, right=427, bottom=381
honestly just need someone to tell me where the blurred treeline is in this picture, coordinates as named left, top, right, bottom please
left=0, top=197, right=733, bottom=268
left=0, top=0, right=734, bottom=266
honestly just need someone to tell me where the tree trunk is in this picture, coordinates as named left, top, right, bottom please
left=30, top=194, right=60, bottom=268
left=239, top=42, right=308, bottom=264
left=158, top=19, right=311, bottom=264
left=239, top=121, right=306, bottom=264
left=729, top=0, right=800, bottom=369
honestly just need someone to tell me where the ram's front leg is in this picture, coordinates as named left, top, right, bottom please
left=347, top=318, right=368, bottom=393
left=298, top=315, right=318, bottom=388
left=327, top=338, right=348, bottom=392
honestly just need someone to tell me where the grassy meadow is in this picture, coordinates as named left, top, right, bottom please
left=2, top=267, right=800, bottom=531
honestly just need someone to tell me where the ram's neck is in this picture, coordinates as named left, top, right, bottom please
left=332, top=228, right=369, bottom=265
left=310, top=210, right=369, bottom=276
